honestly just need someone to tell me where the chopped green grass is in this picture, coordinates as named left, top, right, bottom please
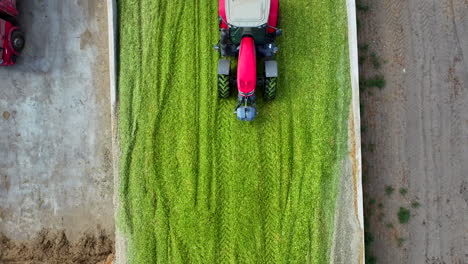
left=118, top=0, right=351, bottom=263
left=411, top=201, right=421, bottom=208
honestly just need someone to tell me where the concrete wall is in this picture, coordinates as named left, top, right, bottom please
left=330, top=0, right=365, bottom=263
left=0, top=0, right=113, bottom=242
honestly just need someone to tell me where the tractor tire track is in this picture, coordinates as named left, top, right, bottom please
left=117, top=0, right=144, bottom=236
left=214, top=99, right=236, bottom=264
left=191, top=0, right=203, bottom=209
left=257, top=109, right=281, bottom=264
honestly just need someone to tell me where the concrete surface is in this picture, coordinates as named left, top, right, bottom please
left=331, top=0, right=364, bottom=263
left=358, top=0, right=467, bottom=263
left=0, top=0, right=113, bottom=242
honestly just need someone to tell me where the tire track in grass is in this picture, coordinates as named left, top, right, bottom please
left=277, top=101, right=296, bottom=263
left=197, top=1, right=218, bottom=212
left=160, top=1, right=204, bottom=261
left=252, top=102, right=281, bottom=263
left=257, top=108, right=281, bottom=264
left=214, top=98, right=236, bottom=264
left=171, top=1, right=212, bottom=261
left=192, top=0, right=201, bottom=207
left=133, top=2, right=174, bottom=261
left=118, top=0, right=144, bottom=236
left=275, top=16, right=308, bottom=259
left=159, top=0, right=184, bottom=224
left=126, top=0, right=195, bottom=262
left=232, top=121, right=261, bottom=263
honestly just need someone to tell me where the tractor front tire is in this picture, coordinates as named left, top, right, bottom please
left=218, top=74, right=230, bottom=98
left=264, top=77, right=277, bottom=100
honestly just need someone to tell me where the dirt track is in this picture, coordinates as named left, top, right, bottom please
left=0, top=230, right=113, bottom=264
left=359, top=0, right=467, bottom=263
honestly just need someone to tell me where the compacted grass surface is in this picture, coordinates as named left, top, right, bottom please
left=118, top=0, right=351, bottom=263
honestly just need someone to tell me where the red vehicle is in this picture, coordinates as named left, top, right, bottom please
left=215, top=0, right=282, bottom=121
left=0, top=0, right=24, bottom=66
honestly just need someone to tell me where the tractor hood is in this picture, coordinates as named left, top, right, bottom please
left=225, top=0, right=271, bottom=27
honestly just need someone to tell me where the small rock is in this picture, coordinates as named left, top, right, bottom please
left=3, top=111, right=10, bottom=120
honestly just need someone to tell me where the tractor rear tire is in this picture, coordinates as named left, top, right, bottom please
left=264, top=77, right=277, bottom=100
left=218, top=74, right=230, bottom=98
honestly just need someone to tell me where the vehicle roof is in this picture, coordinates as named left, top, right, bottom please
left=225, top=0, right=270, bottom=27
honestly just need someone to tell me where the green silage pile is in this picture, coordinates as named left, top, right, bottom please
left=118, top=0, right=351, bottom=263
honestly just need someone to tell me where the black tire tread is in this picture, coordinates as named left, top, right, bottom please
left=264, top=77, right=277, bottom=100
left=11, top=30, right=25, bottom=52
left=218, top=74, right=230, bottom=98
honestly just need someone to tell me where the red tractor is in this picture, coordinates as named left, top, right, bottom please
left=215, top=0, right=282, bottom=121
left=0, top=0, right=24, bottom=66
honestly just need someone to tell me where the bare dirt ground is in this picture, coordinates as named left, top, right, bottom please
left=0, top=230, right=113, bottom=264
left=358, top=0, right=467, bottom=263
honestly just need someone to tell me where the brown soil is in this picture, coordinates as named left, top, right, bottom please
left=0, top=229, right=113, bottom=264
left=358, top=0, right=467, bottom=263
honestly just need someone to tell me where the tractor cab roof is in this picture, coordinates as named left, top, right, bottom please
left=225, top=0, right=270, bottom=27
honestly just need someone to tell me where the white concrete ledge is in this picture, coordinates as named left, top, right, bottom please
left=346, top=0, right=364, bottom=242
left=330, top=0, right=364, bottom=263
left=108, top=0, right=117, bottom=111
left=107, top=0, right=128, bottom=263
